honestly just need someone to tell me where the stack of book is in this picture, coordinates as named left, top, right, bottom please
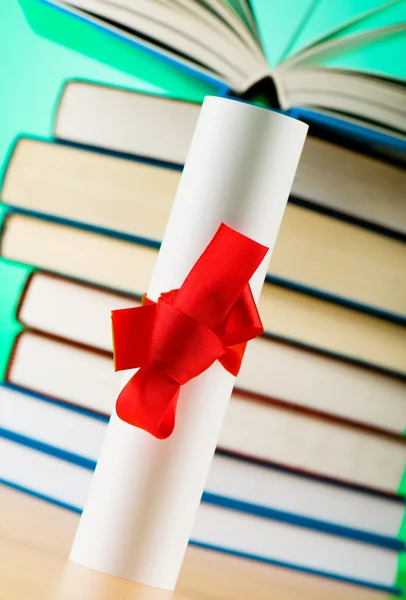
left=1, top=0, right=405, bottom=596
left=0, top=80, right=405, bottom=595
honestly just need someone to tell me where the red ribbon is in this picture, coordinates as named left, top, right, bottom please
left=111, top=223, right=268, bottom=439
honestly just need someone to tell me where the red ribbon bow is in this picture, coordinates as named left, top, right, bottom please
left=112, top=223, right=268, bottom=439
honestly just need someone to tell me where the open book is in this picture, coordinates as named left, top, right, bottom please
left=22, top=0, right=406, bottom=136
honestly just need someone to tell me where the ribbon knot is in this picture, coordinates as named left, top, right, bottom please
left=112, top=223, right=268, bottom=439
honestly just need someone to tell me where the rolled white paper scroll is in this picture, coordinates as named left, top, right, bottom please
left=70, top=97, right=308, bottom=589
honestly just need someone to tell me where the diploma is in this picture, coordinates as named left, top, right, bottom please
left=70, top=97, right=308, bottom=589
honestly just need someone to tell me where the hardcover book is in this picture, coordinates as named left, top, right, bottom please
left=20, top=0, right=406, bottom=137
left=1, top=212, right=405, bottom=374
left=2, top=266, right=404, bottom=434
left=4, top=330, right=406, bottom=495
left=3, top=141, right=406, bottom=318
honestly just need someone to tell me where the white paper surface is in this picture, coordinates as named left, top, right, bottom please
left=70, top=97, right=307, bottom=589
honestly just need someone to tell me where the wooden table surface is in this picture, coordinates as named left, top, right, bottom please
left=0, top=485, right=392, bottom=600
